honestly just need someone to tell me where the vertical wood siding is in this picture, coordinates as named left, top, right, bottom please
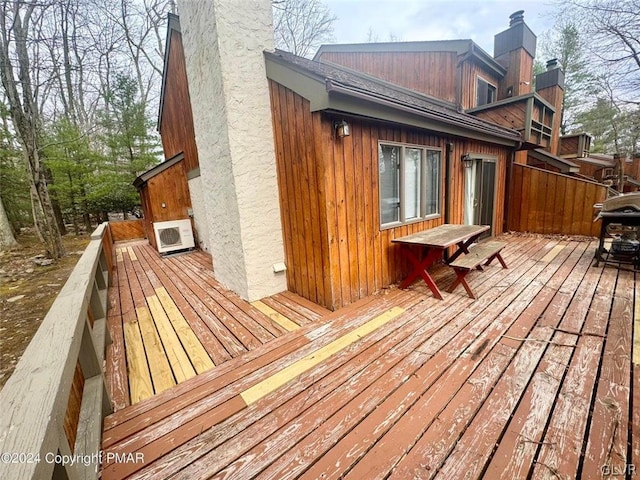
left=144, top=161, right=191, bottom=223
left=317, top=51, right=459, bottom=103
left=460, top=61, right=501, bottom=110
left=63, top=361, right=85, bottom=454
left=159, top=30, right=199, bottom=173
left=508, top=164, right=606, bottom=236
left=136, top=159, right=192, bottom=246
left=269, top=81, right=511, bottom=310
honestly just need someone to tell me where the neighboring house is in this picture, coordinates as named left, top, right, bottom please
left=556, top=133, right=640, bottom=191
left=144, top=8, right=598, bottom=310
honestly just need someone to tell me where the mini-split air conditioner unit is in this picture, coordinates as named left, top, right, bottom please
left=153, top=219, right=195, bottom=254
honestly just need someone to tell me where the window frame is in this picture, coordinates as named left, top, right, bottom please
left=476, top=75, right=497, bottom=107
left=378, top=141, right=442, bottom=230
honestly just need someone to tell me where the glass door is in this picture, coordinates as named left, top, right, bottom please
left=463, top=158, right=496, bottom=237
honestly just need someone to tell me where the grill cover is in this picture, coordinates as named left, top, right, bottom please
left=602, top=192, right=640, bottom=212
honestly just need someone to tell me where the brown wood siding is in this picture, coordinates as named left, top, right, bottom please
left=139, top=188, right=156, bottom=249
left=497, top=49, right=534, bottom=99
left=559, top=136, right=580, bottom=157
left=63, top=361, right=85, bottom=453
left=573, top=159, right=601, bottom=180
left=508, top=164, right=606, bottom=236
left=136, top=159, right=191, bottom=247
left=159, top=30, right=199, bottom=173
left=269, top=81, right=511, bottom=310
left=536, top=86, right=563, bottom=155
left=460, top=61, right=501, bottom=110
left=109, top=220, right=146, bottom=242
left=317, top=51, right=459, bottom=103
left=472, top=101, right=528, bottom=132
left=145, top=161, right=191, bottom=223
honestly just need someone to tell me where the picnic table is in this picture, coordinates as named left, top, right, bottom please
left=392, top=224, right=491, bottom=299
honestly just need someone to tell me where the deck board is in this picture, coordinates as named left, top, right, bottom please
left=101, top=235, right=637, bottom=479
left=105, top=243, right=333, bottom=408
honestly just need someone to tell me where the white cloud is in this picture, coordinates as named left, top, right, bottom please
left=323, top=0, right=558, bottom=55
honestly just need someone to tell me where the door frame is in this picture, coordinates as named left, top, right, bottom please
left=463, top=153, right=498, bottom=236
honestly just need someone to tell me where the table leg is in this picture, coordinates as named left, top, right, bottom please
left=448, top=235, right=479, bottom=263
left=398, top=247, right=444, bottom=300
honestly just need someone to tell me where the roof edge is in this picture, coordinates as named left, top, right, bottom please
left=157, top=13, right=181, bottom=132
left=134, top=151, right=184, bottom=189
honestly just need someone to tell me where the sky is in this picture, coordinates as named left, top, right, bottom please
left=323, top=0, right=561, bottom=56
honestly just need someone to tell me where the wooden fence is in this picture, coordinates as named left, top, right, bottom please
left=0, top=223, right=114, bottom=480
left=108, top=219, right=145, bottom=242
left=508, top=164, right=607, bottom=237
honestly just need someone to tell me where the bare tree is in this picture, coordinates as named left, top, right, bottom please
left=0, top=1, right=64, bottom=258
left=273, top=0, right=336, bottom=58
left=563, top=0, right=640, bottom=104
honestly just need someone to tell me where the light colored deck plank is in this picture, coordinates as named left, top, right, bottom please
left=134, top=245, right=231, bottom=364
left=250, top=300, right=301, bottom=332
left=122, top=321, right=153, bottom=404
left=135, top=306, right=175, bottom=394
left=146, top=295, right=196, bottom=383
left=155, top=286, right=214, bottom=374
left=241, top=306, right=404, bottom=405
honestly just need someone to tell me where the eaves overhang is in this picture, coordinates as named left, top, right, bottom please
left=133, top=152, right=184, bottom=189
left=265, top=51, right=521, bottom=148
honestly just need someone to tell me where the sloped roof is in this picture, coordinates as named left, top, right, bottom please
left=574, top=156, right=615, bottom=168
left=529, top=148, right=580, bottom=173
left=133, top=152, right=184, bottom=189
left=265, top=50, right=522, bottom=146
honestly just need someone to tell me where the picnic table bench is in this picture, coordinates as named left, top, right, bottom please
left=447, top=240, right=508, bottom=299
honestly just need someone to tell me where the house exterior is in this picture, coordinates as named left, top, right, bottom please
left=149, top=7, right=594, bottom=310
left=314, top=11, right=568, bottom=172
left=133, top=152, right=192, bottom=251
left=155, top=13, right=209, bottom=252
left=264, top=50, right=522, bottom=309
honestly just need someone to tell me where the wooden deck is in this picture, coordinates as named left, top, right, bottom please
left=106, top=242, right=330, bottom=410
left=102, top=234, right=638, bottom=479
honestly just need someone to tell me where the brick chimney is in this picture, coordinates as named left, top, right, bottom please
left=178, top=1, right=287, bottom=301
left=535, top=58, right=565, bottom=155
left=493, top=10, right=537, bottom=99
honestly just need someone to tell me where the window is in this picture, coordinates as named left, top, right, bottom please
left=379, top=142, right=441, bottom=227
left=476, top=77, right=496, bottom=107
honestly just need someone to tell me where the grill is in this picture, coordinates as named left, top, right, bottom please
left=594, top=192, right=640, bottom=270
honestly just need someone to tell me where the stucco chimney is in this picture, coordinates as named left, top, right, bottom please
left=178, top=0, right=287, bottom=301
left=494, top=10, right=537, bottom=98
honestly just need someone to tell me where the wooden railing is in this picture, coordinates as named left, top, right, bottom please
left=0, top=223, right=114, bottom=480
left=508, top=164, right=608, bottom=237
left=108, top=219, right=145, bottom=242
